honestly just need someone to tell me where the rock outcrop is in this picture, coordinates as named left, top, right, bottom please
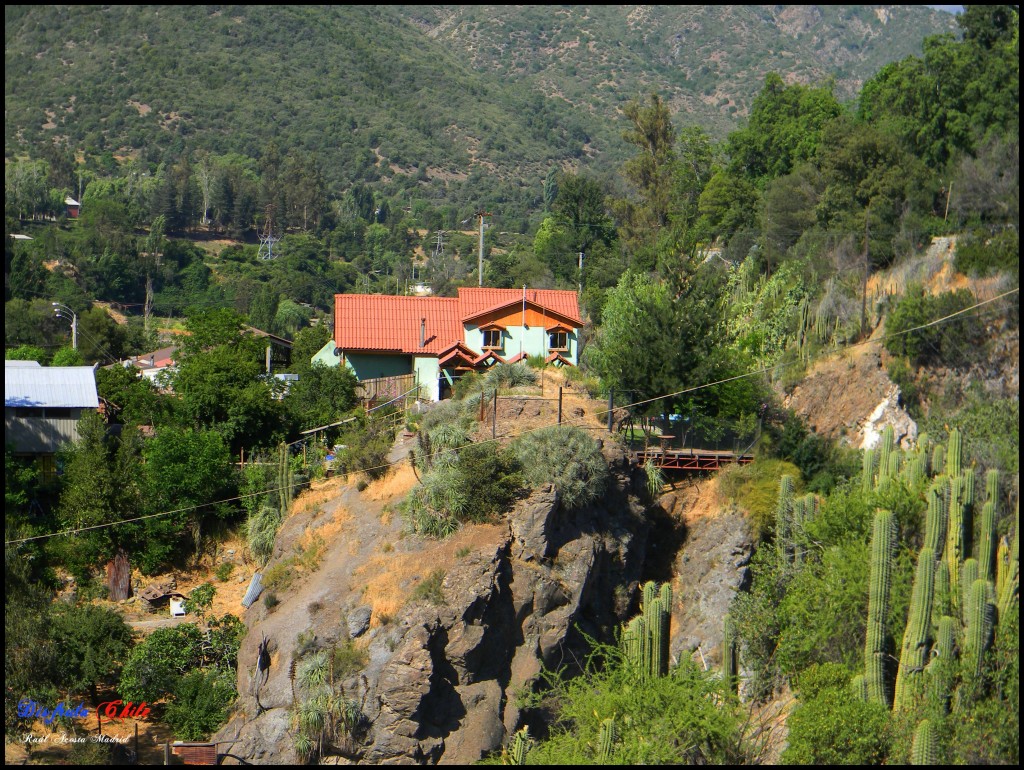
left=215, top=441, right=651, bottom=764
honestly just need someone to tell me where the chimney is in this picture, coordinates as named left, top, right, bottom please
left=420, top=318, right=426, bottom=348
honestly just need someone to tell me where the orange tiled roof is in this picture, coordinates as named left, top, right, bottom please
left=457, top=288, right=582, bottom=325
left=334, top=295, right=461, bottom=354
left=334, top=289, right=583, bottom=355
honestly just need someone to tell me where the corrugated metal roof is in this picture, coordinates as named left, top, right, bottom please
left=5, top=359, right=42, bottom=367
left=334, top=295, right=462, bottom=354
left=5, top=364, right=99, bottom=408
left=241, top=572, right=264, bottom=608
left=457, top=288, right=582, bottom=324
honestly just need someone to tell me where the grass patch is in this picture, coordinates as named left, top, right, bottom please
left=410, top=568, right=446, bottom=605
left=332, top=639, right=369, bottom=679
left=717, top=458, right=803, bottom=538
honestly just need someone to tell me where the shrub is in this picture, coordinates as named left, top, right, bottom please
left=511, top=425, right=608, bottom=510
left=526, top=645, right=745, bottom=765
left=263, top=591, right=279, bottom=609
left=215, top=562, right=235, bottom=582
left=782, top=678, right=892, bottom=764
left=165, top=669, right=236, bottom=741
left=332, top=639, right=369, bottom=679
left=954, top=227, right=1018, bottom=277
left=186, top=583, right=216, bottom=616
left=884, top=284, right=986, bottom=368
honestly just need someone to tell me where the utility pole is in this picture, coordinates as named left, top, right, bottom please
left=578, top=251, right=584, bottom=294
left=860, top=206, right=870, bottom=339
left=477, top=211, right=491, bottom=287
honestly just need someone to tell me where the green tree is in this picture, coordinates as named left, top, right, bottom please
left=49, top=603, right=135, bottom=703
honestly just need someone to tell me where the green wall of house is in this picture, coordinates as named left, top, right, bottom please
left=311, top=340, right=342, bottom=367
left=342, top=352, right=412, bottom=381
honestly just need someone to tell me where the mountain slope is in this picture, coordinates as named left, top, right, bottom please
left=391, top=5, right=959, bottom=137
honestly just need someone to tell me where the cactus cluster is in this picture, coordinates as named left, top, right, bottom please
left=860, top=428, right=1018, bottom=762
left=622, top=581, right=673, bottom=681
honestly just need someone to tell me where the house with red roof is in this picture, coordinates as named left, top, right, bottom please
left=315, top=288, right=584, bottom=401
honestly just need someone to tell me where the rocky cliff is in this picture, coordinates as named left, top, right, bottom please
left=215, top=439, right=660, bottom=764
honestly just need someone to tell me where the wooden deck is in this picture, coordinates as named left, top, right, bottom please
left=634, top=446, right=754, bottom=471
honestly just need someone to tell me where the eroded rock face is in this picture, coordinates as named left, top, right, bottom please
left=216, top=442, right=651, bottom=765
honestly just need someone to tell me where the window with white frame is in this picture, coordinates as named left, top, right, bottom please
left=482, top=329, right=502, bottom=349
left=548, top=331, right=569, bottom=351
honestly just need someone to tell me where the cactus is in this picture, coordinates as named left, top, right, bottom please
left=597, top=717, right=617, bottom=763
left=659, top=581, right=672, bottom=612
left=622, top=616, right=647, bottom=675
left=923, top=486, right=948, bottom=558
left=978, top=502, right=997, bottom=582
left=865, top=510, right=896, bottom=707
left=894, top=548, right=935, bottom=712
left=933, top=560, right=953, bottom=624
left=877, top=428, right=894, bottom=489
left=946, top=429, right=962, bottom=478
left=862, top=449, right=877, bottom=494
left=623, top=583, right=672, bottom=679
left=945, top=493, right=965, bottom=604
left=509, top=727, right=531, bottom=765
left=723, top=614, right=738, bottom=695
left=646, top=597, right=668, bottom=678
left=910, top=719, right=938, bottom=765
left=959, top=558, right=979, bottom=623
left=776, top=475, right=796, bottom=561
left=931, top=444, right=945, bottom=476
left=925, top=615, right=957, bottom=716
left=978, top=470, right=999, bottom=580
left=964, top=579, right=995, bottom=678
left=851, top=674, right=868, bottom=701
left=997, top=501, right=1018, bottom=622
left=961, top=468, right=975, bottom=509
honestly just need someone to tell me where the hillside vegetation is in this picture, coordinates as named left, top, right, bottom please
left=4, top=4, right=1019, bottom=765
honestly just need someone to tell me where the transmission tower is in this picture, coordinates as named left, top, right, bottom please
left=257, top=204, right=280, bottom=261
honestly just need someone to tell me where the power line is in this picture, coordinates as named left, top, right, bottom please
left=5, top=286, right=1017, bottom=547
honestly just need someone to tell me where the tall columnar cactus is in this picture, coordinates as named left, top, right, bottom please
left=894, top=548, right=936, bottom=712
left=877, top=427, right=894, bottom=489
left=865, top=510, right=897, bottom=707
left=509, top=727, right=531, bottom=765
left=924, top=614, right=957, bottom=716
left=945, top=495, right=965, bottom=604
left=959, top=558, right=979, bottom=624
left=723, top=614, right=738, bottom=695
left=997, top=501, right=1018, bottom=622
left=985, top=468, right=1000, bottom=510
left=910, top=719, right=938, bottom=766
left=851, top=674, right=868, bottom=702
left=623, top=582, right=673, bottom=680
left=961, top=468, right=975, bottom=509
left=978, top=470, right=999, bottom=580
left=622, top=616, right=647, bottom=676
left=964, top=579, right=995, bottom=679
left=597, top=717, right=617, bottom=763
left=862, top=449, right=877, bottom=495
left=946, top=429, right=962, bottom=478
left=931, top=444, right=945, bottom=476
left=887, top=452, right=901, bottom=483
left=978, top=502, right=997, bottom=582
left=924, top=486, right=948, bottom=558
left=776, top=475, right=796, bottom=561
left=906, top=453, right=928, bottom=489
left=932, top=561, right=952, bottom=630
left=645, top=597, right=668, bottom=678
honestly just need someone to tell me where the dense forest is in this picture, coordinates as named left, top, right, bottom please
left=4, top=4, right=1019, bottom=765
